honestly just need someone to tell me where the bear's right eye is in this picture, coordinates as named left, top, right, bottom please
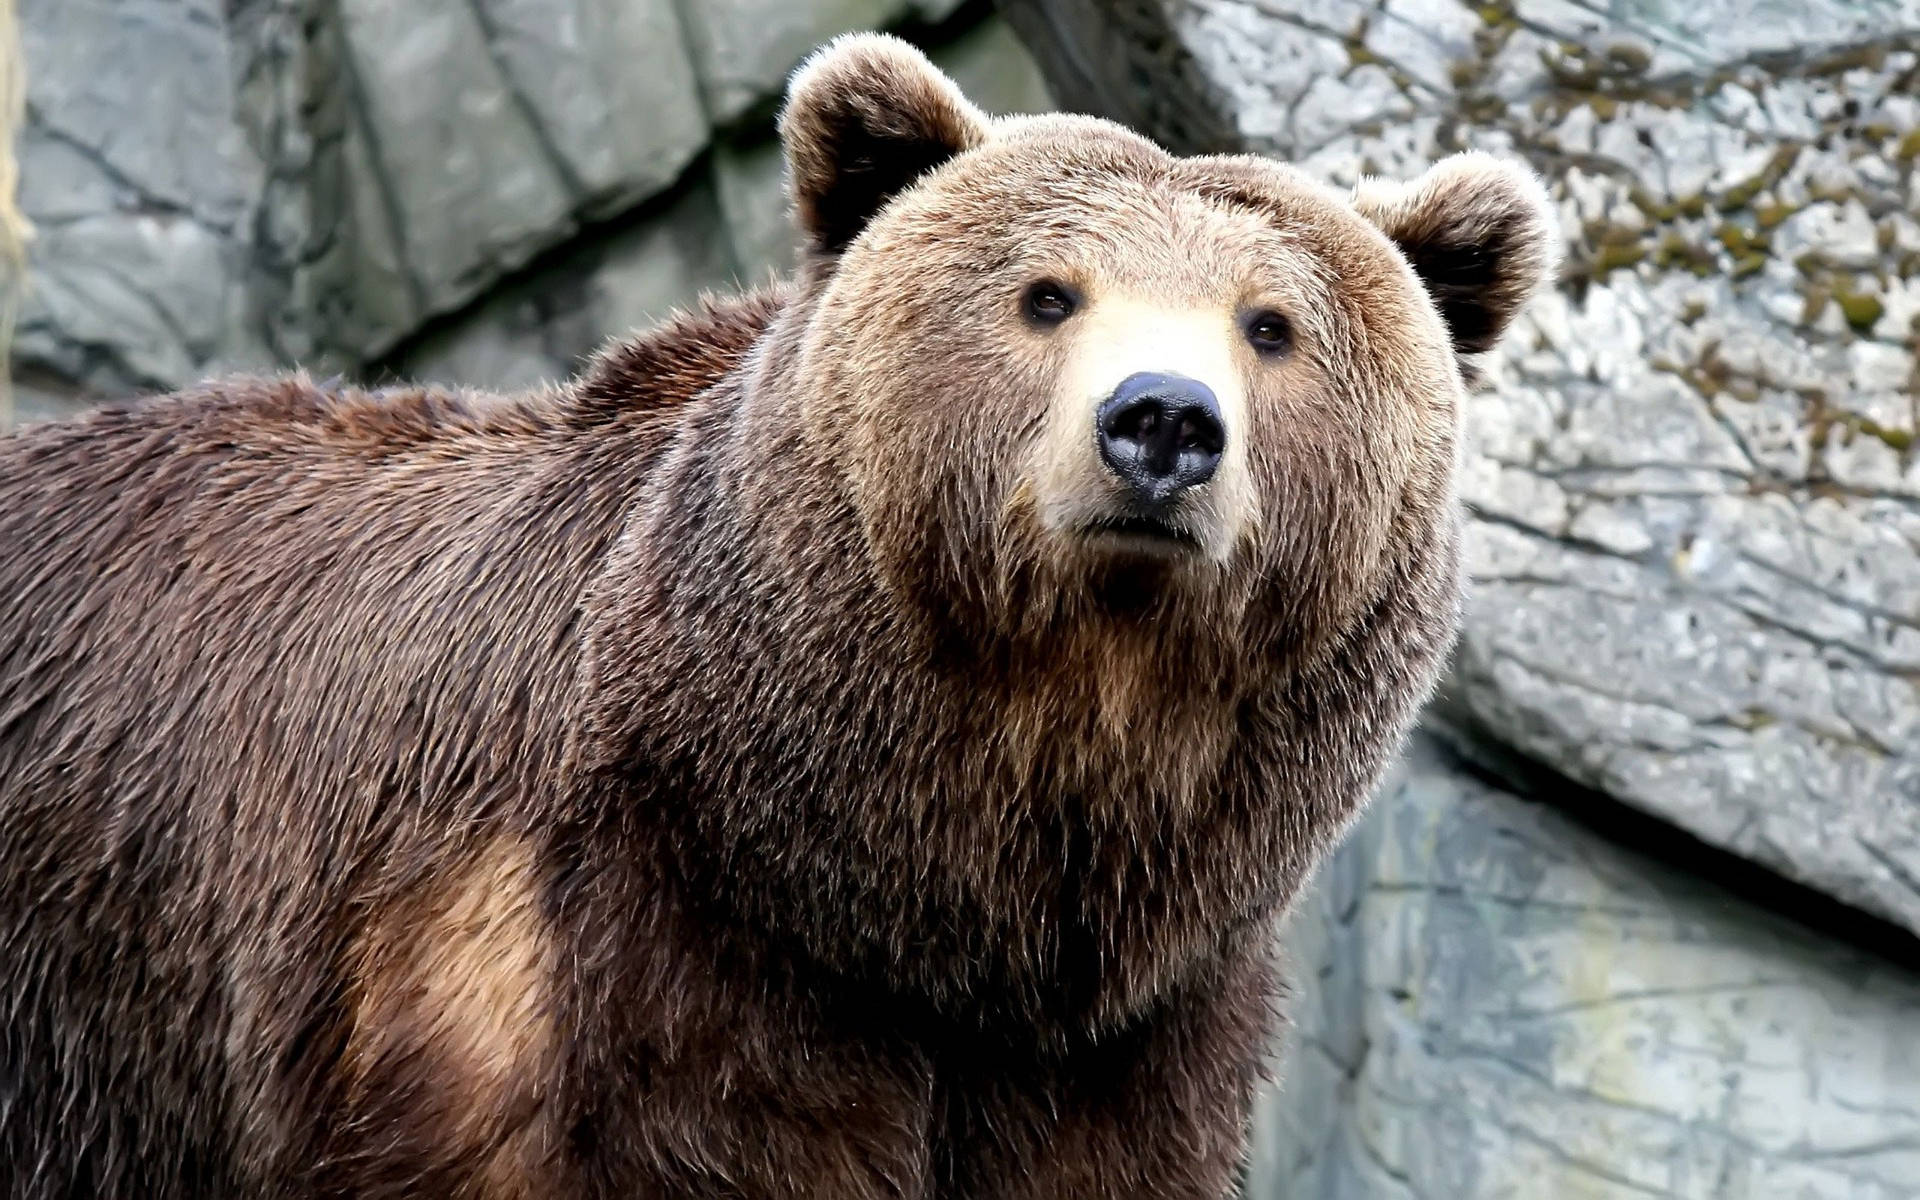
left=1023, top=281, right=1078, bottom=326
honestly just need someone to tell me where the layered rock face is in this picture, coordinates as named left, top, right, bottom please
left=1257, top=739, right=1920, bottom=1198
left=1000, top=1, right=1920, bottom=1195
left=10, top=0, right=1050, bottom=417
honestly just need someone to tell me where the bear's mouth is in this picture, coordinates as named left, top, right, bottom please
left=1081, top=513, right=1200, bottom=553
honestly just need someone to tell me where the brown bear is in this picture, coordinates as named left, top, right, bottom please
left=0, top=33, right=1556, bottom=1200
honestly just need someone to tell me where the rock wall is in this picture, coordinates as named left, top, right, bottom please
left=1001, top=1, right=1920, bottom=1195
left=1259, top=737, right=1920, bottom=1198
left=9, top=0, right=1051, bottom=420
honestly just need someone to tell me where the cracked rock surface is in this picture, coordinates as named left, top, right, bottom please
left=11, top=0, right=1051, bottom=411
left=15, top=0, right=270, bottom=402
left=1252, top=737, right=1920, bottom=1199
left=1003, top=0, right=1920, bottom=940
left=394, top=15, right=1052, bottom=390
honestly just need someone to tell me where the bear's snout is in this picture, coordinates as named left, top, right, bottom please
left=1096, top=372, right=1225, bottom=508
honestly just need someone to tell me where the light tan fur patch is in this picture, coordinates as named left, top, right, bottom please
left=347, top=836, right=554, bottom=1194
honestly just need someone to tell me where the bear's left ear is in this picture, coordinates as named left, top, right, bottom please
left=1351, top=153, right=1560, bottom=358
left=779, top=33, right=989, bottom=256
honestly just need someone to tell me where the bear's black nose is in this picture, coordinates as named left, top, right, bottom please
left=1096, top=372, right=1225, bottom=508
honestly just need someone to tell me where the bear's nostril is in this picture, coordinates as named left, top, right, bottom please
left=1096, top=372, right=1226, bottom=508
left=1105, top=404, right=1158, bottom=444
left=1177, top=414, right=1221, bottom=455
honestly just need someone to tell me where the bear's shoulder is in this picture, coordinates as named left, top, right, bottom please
left=569, top=283, right=791, bottom=425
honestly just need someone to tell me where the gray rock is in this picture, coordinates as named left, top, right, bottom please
left=5, top=367, right=94, bottom=426
left=21, top=0, right=253, bottom=229
left=11, top=0, right=1040, bottom=412
left=227, top=0, right=350, bottom=373
left=16, top=213, right=239, bottom=392
left=14, top=0, right=715, bottom=398
left=14, top=0, right=268, bottom=395
left=1003, top=0, right=1920, bottom=939
left=396, top=175, right=740, bottom=391
left=997, top=0, right=1241, bottom=153
left=470, top=0, right=707, bottom=217
left=332, top=0, right=709, bottom=355
left=933, top=16, right=1055, bottom=117
left=587, top=180, right=745, bottom=341
left=1252, top=738, right=1920, bottom=1199
left=681, top=0, right=1051, bottom=130
left=713, top=135, right=795, bottom=284
left=913, top=0, right=973, bottom=21
left=678, top=0, right=910, bottom=126
left=394, top=7, right=1057, bottom=389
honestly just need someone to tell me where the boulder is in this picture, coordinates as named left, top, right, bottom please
left=676, top=0, right=983, bottom=126
left=396, top=176, right=739, bottom=392
left=11, top=1, right=1051, bottom=413
left=394, top=13, right=1054, bottom=390
left=325, top=0, right=709, bottom=357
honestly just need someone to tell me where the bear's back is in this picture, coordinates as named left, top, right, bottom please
left=0, top=372, right=637, bottom=842
left=0, top=285, right=786, bottom=839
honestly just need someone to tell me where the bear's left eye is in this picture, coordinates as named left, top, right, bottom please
left=1243, top=310, right=1293, bottom=356
left=1023, top=281, right=1078, bottom=325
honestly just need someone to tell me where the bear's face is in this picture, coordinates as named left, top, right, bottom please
left=776, top=36, right=1556, bottom=662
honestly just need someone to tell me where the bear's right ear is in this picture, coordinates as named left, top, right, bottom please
left=779, top=34, right=989, bottom=256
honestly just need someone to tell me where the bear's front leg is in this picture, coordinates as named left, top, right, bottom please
left=546, top=880, right=938, bottom=1198
left=314, top=833, right=940, bottom=1199
left=566, top=1009, right=938, bottom=1199
left=934, top=943, right=1274, bottom=1200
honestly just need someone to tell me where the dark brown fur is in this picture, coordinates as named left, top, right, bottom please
left=0, top=35, right=1554, bottom=1199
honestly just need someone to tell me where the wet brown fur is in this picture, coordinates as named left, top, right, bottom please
left=0, top=34, right=1555, bottom=1199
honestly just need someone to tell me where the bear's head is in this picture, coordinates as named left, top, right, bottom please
left=570, top=38, right=1563, bottom=1024
left=769, top=34, right=1556, bottom=682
